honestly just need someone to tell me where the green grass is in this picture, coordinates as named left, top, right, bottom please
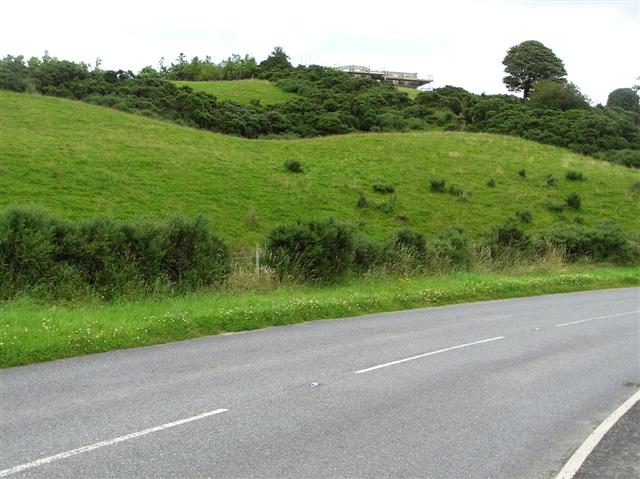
left=1, top=90, right=639, bottom=250
left=2, top=266, right=637, bottom=367
left=172, top=79, right=297, bottom=105
left=398, top=87, right=421, bottom=99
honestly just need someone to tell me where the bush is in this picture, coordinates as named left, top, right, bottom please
left=384, top=228, right=427, bottom=260
left=372, top=183, right=395, bottom=194
left=357, top=193, right=368, bottom=209
left=430, top=227, right=473, bottom=270
left=448, top=185, right=465, bottom=197
left=545, top=201, right=565, bottom=212
left=352, top=234, right=383, bottom=271
left=537, top=222, right=635, bottom=263
left=566, top=170, right=584, bottom=181
left=515, top=209, right=533, bottom=223
left=284, top=159, right=303, bottom=173
left=545, top=174, right=558, bottom=186
left=430, top=179, right=446, bottom=192
left=265, top=218, right=355, bottom=281
left=487, top=220, right=530, bottom=253
left=0, top=207, right=229, bottom=300
left=486, top=178, right=496, bottom=187
left=519, top=169, right=526, bottom=177
left=565, top=192, right=582, bottom=210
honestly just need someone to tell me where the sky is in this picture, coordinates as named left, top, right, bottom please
left=1, top=0, right=638, bottom=104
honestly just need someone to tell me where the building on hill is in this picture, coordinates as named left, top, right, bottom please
left=336, top=65, right=432, bottom=89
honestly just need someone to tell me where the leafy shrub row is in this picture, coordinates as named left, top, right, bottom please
left=0, top=207, right=228, bottom=300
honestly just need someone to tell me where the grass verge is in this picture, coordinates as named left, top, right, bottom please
left=1, top=267, right=638, bottom=368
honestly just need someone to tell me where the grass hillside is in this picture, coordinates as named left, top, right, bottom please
left=2, top=90, right=638, bottom=248
left=172, top=79, right=297, bottom=105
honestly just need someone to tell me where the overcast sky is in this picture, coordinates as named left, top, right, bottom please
left=2, top=0, right=638, bottom=104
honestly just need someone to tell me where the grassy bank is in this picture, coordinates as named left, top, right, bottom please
left=1, top=267, right=637, bottom=367
left=2, top=91, right=639, bottom=248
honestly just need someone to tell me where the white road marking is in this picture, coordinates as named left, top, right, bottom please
left=555, top=310, right=639, bottom=328
left=554, top=389, right=640, bottom=479
left=353, top=336, right=505, bottom=374
left=0, top=408, right=228, bottom=477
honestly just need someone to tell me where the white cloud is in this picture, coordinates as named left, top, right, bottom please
left=1, top=0, right=638, bottom=103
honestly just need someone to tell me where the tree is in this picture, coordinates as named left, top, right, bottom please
left=503, top=40, right=567, bottom=98
left=606, top=88, right=639, bottom=112
left=258, top=47, right=292, bottom=78
left=529, top=80, right=589, bottom=111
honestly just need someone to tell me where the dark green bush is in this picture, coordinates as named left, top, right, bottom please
left=537, top=222, right=635, bottom=263
left=487, top=220, right=530, bottom=253
left=284, top=159, right=303, bottom=173
left=265, top=218, right=355, bottom=281
left=352, top=234, right=383, bottom=271
left=372, top=183, right=395, bottom=194
left=430, top=227, right=473, bottom=269
left=566, top=170, right=584, bottom=181
left=384, top=228, right=427, bottom=260
left=565, top=192, right=582, bottom=210
left=545, top=174, right=558, bottom=186
left=0, top=206, right=229, bottom=300
left=518, top=169, right=526, bottom=177
left=544, top=200, right=565, bottom=212
left=515, top=209, right=533, bottom=223
left=486, top=178, right=496, bottom=187
left=357, top=193, right=368, bottom=209
left=430, top=179, right=446, bottom=192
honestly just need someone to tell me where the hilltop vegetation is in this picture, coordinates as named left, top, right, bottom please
left=1, top=46, right=638, bottom=164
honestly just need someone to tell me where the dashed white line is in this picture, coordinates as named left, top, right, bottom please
left=554, top=389, right=640, bottom=479
left=0, top=408, right=228, bottom=477
left=353, top=336, right=505, bottom=374
left=555, top=311, right=639, bottom=328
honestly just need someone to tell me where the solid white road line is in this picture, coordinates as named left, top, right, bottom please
left=353, top=336, right=505, bottom=374
left=555, top=310, right=639, bottom=328
left=554, top=389, right=640, bottom=479
left=0, top=408, right=228, bottom=478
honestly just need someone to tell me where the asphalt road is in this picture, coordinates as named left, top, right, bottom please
left=1, top=288, right=639, bottom=478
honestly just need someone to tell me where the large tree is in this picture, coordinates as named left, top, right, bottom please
left=502, top=40, right=567, bottom=99
left=607, top=88, right=639, bottom=112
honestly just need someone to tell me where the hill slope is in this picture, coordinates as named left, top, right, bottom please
left=172, top=80, right=297, bottom=105
left=1, top=91, right=638, bottom=247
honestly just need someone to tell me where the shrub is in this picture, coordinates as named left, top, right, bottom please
left=486, top=178, right=496, bottom=187
left=566, top=170, right=584, bottom=181
left=357, top=193, right=368, bottom=209
left=545, top=174, right=558, bottom=186
left=284, top=159, right=303, bottom=173
left=515, top=209, right=533, bottom=223
left=565, top=192, right=582, bottom=210
left=352, top=234, right=383, bottom=271
left=384, top=228, right=427, bottom=260
left=487, top=220, right=530, bottom=253
left=519, top=169, right=526, bottom=177
left=537, top=222, right=635, bottom=263
left=448, top=185, right=464, bottom=196
left=430, top=179, right=446, bottom=192
left=372, top=183, right=395, bottom=194
left=544, top=200, right=565, bottom=212
left=265, top=218, right=355, bottom=281
left=0, top=207, right=229, bottom=300
left=430, top=227, right=473, bottom=270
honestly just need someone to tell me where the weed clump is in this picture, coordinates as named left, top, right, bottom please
left=545, top=200, right=565, bottom=212
left=566, top=170, right=584, bottom=181
left=430, top=179, right=446, bottom=192
left=545, top=174, right=558, bottom=187
left=486, top=178, right=496, bottom=188
left=284, top=159, right=303, bottom=173
left=372, top=183, right=395, bottom=194
left=518, top=169, right=526, bottom=178
left=565, top=192, right=582, bottom=210
left=357, top=193, right=368, bottom=209
left=515, top=209, right=533, bottom=223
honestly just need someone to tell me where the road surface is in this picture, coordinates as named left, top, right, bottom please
left=1, top=288, right=639, bottom=478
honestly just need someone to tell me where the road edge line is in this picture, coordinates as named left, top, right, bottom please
left=554, top=389, right=640, bottom=479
